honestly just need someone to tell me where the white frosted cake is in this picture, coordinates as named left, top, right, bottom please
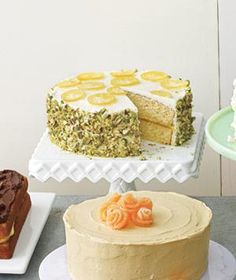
left=63, top=191, right=212, bottom=280
left=229, top=79, right=236, bottom=142
left=47, top=70, right=194, bottom=157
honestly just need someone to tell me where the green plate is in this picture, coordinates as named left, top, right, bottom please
left=205, top=106, right=236, bottom=160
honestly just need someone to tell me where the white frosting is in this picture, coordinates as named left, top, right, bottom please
left=229, top=79, right=236, bottom=142
left=50, top=86, right=137, bottom=113
left=49, top=70, right=190, bottom=113
left=123, top=71, right=187, bottom=109
left=231, top=80, right=236, bottom=111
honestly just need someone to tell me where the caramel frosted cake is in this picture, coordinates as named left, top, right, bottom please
left=47, top=70, right=195, bottom=157
left=63, top=191, right=212, bottom=280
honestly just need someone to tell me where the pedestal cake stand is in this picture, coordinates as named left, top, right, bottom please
left=205, top=106, right=236, bottom=160
left=29, top=113, right=205, bottom=193
left=205, top=105, right=236, bottom=279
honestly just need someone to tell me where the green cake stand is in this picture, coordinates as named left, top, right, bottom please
left=205, top=106, right=236, bottom=160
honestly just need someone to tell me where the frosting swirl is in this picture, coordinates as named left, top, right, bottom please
left=64, top=191, right=212, bottom=245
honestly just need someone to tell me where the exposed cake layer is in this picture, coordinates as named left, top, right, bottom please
left=64, top=191, right=212, bottom=280
left=139, top=119, right=172, bottom=145
left=127, top=91, right=194, bottom=145
left=127, top=92, right=175, bottom=127
left=47, top=96, right=141, bottom=157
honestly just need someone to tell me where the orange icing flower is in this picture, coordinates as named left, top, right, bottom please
left=99, top=193, right=121, bottom=221
left=106, top=193, right=121, bottom=205
left=118, top=193, right=140, bottom=214
left=99, top=193, right=154, bottom=230
left=106, top=204, right=129, bottom=230
left=138, top=197, right=153, bottom=210
left=131, top=207, right=153, bottom=227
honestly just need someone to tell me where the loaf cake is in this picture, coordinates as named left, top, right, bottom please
left=63, top=191, right=212, bottom=280
left=47, top=70, right=194, bottom=157
left=0, top=170, right=31, bottom=259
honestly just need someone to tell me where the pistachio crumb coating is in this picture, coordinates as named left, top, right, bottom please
left=175, top=91, right=195, bottom=145
left=47, top=95, right=141, bottom=157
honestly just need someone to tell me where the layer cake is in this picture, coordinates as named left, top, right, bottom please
left=63, top=191, right=212, bottom=280
left=47, top=70, right=195, bottom=157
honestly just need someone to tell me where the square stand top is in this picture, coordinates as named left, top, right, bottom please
left=29, top=112, right=205, bottom=184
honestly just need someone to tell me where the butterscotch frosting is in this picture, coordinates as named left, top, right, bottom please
left=64, top=191, right=212, bottom=280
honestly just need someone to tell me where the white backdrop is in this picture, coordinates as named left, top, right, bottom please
left=0, top=0, right=220, bottom=195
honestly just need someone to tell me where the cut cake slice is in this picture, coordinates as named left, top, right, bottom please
left=124, top=71, right=195, bottom=145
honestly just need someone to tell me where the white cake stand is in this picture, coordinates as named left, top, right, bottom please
left=38, top=241, right=236, bottom=280
left=29, top=113, right=205, bottom=193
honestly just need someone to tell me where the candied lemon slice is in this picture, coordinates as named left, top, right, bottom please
left=56, top=78, right=81, bottom=88
left=160, top=79, right=190, bottom=90
left=150, top=90, right=172, bottom=98
left=78, top=81, right=105, bottom=90
left=111, top=77, right=140, bottom=87
left=77, top=72, right=104, bottom=81
left=61, top=89, right=85, bottom=102
left=141, top=71, right=169, bottom=82
left=107, top=87, right=127, bottom=95
left=111, top=69, right=137, bottom=78
left=88, top=93, right=116, bottom=106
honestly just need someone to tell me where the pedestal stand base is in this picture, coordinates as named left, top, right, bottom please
left=109, top=179, right=136, bottom=193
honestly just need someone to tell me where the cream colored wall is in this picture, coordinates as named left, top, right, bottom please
left=0, top=0, right=221, bottom=196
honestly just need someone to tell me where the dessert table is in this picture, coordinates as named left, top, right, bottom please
left=1, top=195, right=235, bottom=280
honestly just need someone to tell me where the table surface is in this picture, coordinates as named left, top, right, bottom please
left=1, top=195, right=236, bottom=280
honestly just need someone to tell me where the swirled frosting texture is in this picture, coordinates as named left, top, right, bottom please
left=64, top=191, right=212, bottom=280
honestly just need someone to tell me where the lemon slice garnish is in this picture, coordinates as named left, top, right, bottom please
left=77, top=72, right=104, bottom=81
left=78, top=81, right=106, bottom=91
left=111, top=69, right=137, bottom=78
left=111, top=77, right=140, bottom=87
left=56, top=78, right=81, bottom=88
left=150, top=90, right=172, bottom=98
left=160, top=79, right=190, bottom=90
left=61, top=89, right=85, bottom=102
left=107, top=87, right=127, bottom=95
left=141, top=71, right=169, bottom=82
left=88, top=93, right=117, bottom=106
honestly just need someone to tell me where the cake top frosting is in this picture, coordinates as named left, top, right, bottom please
left=63, top=191, right=212, bottom=245
left=49, top=70, right=191, bottom=113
